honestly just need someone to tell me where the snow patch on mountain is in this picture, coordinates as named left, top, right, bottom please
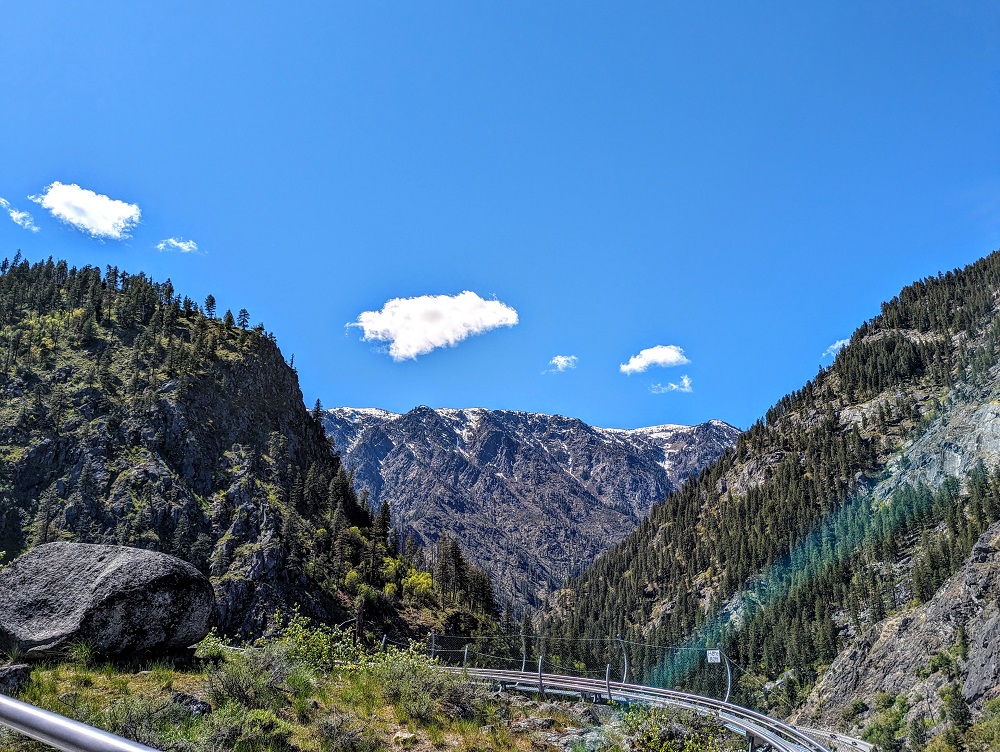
left=322, top=405, right=739, bottom=609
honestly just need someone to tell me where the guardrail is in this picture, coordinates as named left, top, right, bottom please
left=444, top=666, right=837, bottom=752
left=0, top=693, right=160, bottom=752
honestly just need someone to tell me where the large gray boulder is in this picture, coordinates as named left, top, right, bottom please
left=0, top=542, right=215, bottom=659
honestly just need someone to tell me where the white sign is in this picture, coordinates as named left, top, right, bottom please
left=706, top=649, right=721, bottom=664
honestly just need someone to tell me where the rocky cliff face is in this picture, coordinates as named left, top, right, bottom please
left=794, top=520, right=1000, bottom=734
left=0, top=260, right=366, bottom=639
left=323, top=406, right=738, bottom=609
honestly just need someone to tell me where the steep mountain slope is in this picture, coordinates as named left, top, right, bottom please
left=542, top=250, right=1000, bottom=737
left=0, top=257, right=484, bottom=641
left=793, top=519, right=1000, bottom=736
left=323, top=406, right=738, bottom=609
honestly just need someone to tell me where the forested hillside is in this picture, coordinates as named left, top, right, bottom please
left=543, top=250, right=1000, bottom=732
left=0, top=255, right=496, bottom=639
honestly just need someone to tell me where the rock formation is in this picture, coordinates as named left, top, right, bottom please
left=793, top=521, right=1000, bottom=732
left=0, top=542, right=215, bottom=658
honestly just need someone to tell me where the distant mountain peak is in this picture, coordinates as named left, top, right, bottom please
left=323, top=405, right=738, bottom=610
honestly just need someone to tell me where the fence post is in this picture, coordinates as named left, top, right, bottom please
left=430, top=631, right=436, bottom=660
left=538, top=655, right=545, bottom=699
left=380, top=634, right=387, bottom=651
left=463, top=644, right=469, bottom=668
left=605, top=664, right=612, bottom=702
left=521, top=630, right=527, bottom=672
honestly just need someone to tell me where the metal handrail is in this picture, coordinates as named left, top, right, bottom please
left=0, top=693, right=160, bottom=752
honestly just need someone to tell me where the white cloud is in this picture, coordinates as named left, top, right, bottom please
left=349, top=291, right=519, bottom=360
left=30, top=181, right=140, bottom=239
left=619, top=344, right=691, bottom=375
left=0, top=197, right=39, bottom=232
left=651, top=375, right=693, bottom=394
left=545, top=354, right=578, bottom=374
left=822, top=338, right=850, bottom=358
left=157, top=237, right=200, bottom=253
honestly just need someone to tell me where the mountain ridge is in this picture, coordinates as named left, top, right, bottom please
left=323, top=405, right=738, bottom=610
left=0, top=257, right=497, bottom=643
left=539, top=249, right=1000, bottom=743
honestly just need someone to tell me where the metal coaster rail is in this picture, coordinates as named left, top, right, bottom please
left=0, top=693, right=159, bottom=752
left=443, top=666, right=846, bottom=752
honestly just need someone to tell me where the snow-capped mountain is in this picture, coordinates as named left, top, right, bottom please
left=323, top=406, right=739, bottom=610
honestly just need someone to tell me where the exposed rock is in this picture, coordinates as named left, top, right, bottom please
left=512, top=716, right=557, bottom=731
left=569, top=702, right=602, bottom=726
left=0, top=542, right=215, bottom=659
left=324, top=407, right=738, bottom=608
left=0, top=664, right=30, bottom=695
left=874, top=393, right=1000, bottom=504
left=793, top=521, right=1000, bottom=729
left=171, top=691, right=212, bottom=717
left=558, top=728, right=605, bottom=751
left=391, top=731, right=417, bottom=746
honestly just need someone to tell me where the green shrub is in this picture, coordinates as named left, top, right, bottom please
left=841, top=699, right=868, bottom=724
left=966, top=697, right=1000, bottom=750
left=363, top=645, right=487, bottom=724
left=272, top=610, right=362, bottom=671
left=317, top=708, right=383, bottom=752
left=206, top=643, right=299, bottom=711
left=194, top=629, right=229, bottom=663
left=619, top=706, right=737, bottom=752
left=99, top=694, right=195, bottom=748
left=874, top=692, right=896, bottom=711
left=66, top=641, right=94, bottom=668
left=863, top=694, right=910, bottom=752
left=196, top=704, right=293, bottom=752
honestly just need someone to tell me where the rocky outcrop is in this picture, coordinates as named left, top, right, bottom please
left=0, top=542, right=215, bottom=659
left=793, top=521, right=1000, bottom=730
left=874, top=389, right=1000, bottom=504
left=324, top=407, right=738, bottom=609
left=0, top=665, right=30, bottom=695
left=0, top=260, right=361, bottom=640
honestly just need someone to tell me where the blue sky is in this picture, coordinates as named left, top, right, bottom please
left=1, top=2, right=998, bottom=431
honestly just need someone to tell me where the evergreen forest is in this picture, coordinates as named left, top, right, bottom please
left=0, top=254, right=497, bottom=640
left=541, top=250, right=1000, bottom=708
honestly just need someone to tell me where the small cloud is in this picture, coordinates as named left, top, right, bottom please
left=29, top=181, right=140, bottom=239
left=620, top=344, right=690, bottom=375
left=349, top=290, right=519, bottom=361
left=544, top=354, right=578, bottom=374
left=822, top=338, right=850, bottom=359
left=157, top=237, right=200, bottom=253
left=651, top=375, right=693, bottom=394
left=0, top=197, right=39, bottom=232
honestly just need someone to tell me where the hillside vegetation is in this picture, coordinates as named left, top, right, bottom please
left=0, top=254, right=493, bottom=639
left=0, top=612, right=745, bottom=752
left=543, top=250, right=1000, bottom=746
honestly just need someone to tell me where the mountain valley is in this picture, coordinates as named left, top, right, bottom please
left=323, top=406, right=739, bottom=609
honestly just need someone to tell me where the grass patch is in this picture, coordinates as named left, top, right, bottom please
left=1, top=614, right=743, bottom=752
